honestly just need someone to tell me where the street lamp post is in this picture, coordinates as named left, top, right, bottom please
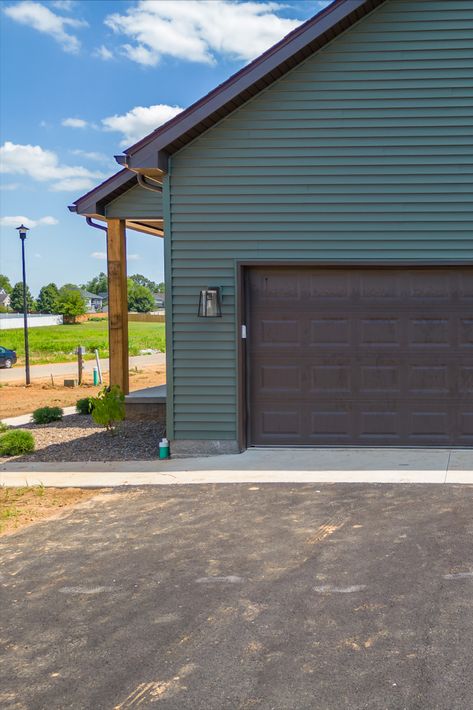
left=16, top=224, right=31, bottom=385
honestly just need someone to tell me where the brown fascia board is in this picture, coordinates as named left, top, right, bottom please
left=68, top=169, right=137, bottom=216
left=124, top=0, right=385, bottom=172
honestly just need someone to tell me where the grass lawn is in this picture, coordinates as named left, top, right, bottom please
left=1, top=320, right=165, bottom=365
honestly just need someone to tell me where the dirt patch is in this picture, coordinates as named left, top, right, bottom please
left=0, top=365, right=166, bottom=419
left=0, top=486, right=104, bottom=536
left=0, top=415, right=165, bottom=463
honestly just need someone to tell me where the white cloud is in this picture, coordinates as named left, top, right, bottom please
left=0, top=215, right=58, bottom=229
left=3, top=1, right=87, bottom=54
left=0, top=141, right=104, bottom=192
left=51, top=0, right=75, bottom=10
left=94, top=44, right=113, bottom=60
left=70, top=149, right=110, bottom=163
left=104, top=0, right=303, bottom=66
left=62, top=117, right=88, bottom=128
left=102, top=103, right=184, bottom=147
left=34, top=253, right=42, bottom=258
left=92, top=250, right=140, bottom=261
left=0, top=182, right=19, bottom=191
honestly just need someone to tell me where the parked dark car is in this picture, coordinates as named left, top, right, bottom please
left=0, top=346, right=17, bottom=368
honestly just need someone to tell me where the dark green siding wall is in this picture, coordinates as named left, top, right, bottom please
left=105, top=184, right=162, bottom=219
left=168, top=0, right=473, bottom=442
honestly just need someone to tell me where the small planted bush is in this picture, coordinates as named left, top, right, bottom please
left=76, top=397, right=94, bottom=415
left=91, top=385, right=125, bottom=434
left=32, top=406, right=64, bottom=425
left=0, top=430, right=35, bottom=456
left=0, top=421, right=10, bottom=433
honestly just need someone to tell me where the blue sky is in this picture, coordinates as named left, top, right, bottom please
left=0, top=0, right=326, bottom=294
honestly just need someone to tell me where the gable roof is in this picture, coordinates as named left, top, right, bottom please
left=80, top=289, right=102, bottom=300
left=71, top=0, right=386, bottom=214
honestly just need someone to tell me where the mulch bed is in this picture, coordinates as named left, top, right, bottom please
left=1, top=415, right=165, bottom=463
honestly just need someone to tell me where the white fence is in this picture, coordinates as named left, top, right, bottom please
left=0, top=314, right=63, bottom=330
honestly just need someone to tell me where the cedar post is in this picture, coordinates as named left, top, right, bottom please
left=106, top=219, right=129, bottom=394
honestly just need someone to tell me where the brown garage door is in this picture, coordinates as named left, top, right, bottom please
left=247, top=266, right=473, bottom=447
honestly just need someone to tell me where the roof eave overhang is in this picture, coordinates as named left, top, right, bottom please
left=123, top=0, right=385, bottom=173
left=69, top=168, right=137, bottom=217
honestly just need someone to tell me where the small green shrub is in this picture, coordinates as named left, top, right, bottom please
left=32, top=406, right=64, bottom=424
left=91, top=385, right=125, bottom=433
left=0, top=421, right=10, bottom=433
left=0, top=430, right=35, bottom=456
left=76, top=397, right=94, bottom=415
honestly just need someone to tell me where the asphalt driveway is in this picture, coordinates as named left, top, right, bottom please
left=2, top=484, right=473, bottom=709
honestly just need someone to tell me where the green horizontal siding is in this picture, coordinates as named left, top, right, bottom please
left=168, top=0, right=473, bottom=441
left=105, top=184, right=163, bottom=219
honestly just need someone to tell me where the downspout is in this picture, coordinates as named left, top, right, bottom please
left=86, top=216, right=108, bottom=232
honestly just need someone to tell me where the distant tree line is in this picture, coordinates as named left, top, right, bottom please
left=82, top=272, right=164, bottom=297
left=0, top=272, right=164, bottom=316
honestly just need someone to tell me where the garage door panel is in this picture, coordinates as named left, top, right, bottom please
left=460, top=367, right=473, bottom=394
left=408, top=318, right=451, bottom=348
left=259, top=365, right=301, bottom=393
left=248, top=266, right=473, bottom=447
left=310, top=407, right=353, bottom=443
left=459, top=413, right=473, bottom=444
left=309, top=271, right=353, bottom=301
left=360, top=318, right=401, bottom=347
left=252, top=271, right=302, bottom=304
left=260, top=319, right=300, bottom=346
left=405, top=271, right=453, bottom=301
left=407, top=408, right=452, bottom=443
left=359, top=364, right=400, bottom=394
left=459, top=274, right=473, bottom=300
left=310, top=318, right=351, bottom=347
left=407, top=364, right=450, bottom=395
left=460, top=319, right=473, bottom=347
left=261, top=410, right=301, bottom=438
left=311, top=363, right=352, bottom=394
left=359, top=272, right=400, bottom=301
left=358, top=407, right=402, bottom=442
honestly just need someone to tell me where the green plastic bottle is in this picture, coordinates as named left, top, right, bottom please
left=159, top=437, right=170, bottom=459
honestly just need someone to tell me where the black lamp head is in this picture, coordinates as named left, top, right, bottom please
left=16, top=224, right=30, bottom=239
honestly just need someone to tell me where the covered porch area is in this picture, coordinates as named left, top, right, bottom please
left=69, top=169, right=167, bottom=421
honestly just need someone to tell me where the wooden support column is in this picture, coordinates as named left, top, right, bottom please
left=107, top=219, right=129, bottom=394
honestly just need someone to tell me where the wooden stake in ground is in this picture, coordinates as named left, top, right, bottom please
left=77, top=346, right=84, bottom=385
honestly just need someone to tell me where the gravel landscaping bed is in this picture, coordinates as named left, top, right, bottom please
left=0, top=415, right=165, bottom=462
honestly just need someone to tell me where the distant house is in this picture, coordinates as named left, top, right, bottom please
left=80, top=290, right=103, bottom=313
left=0, top=290, right=11, bottom=310
left=153, top=292, right=165, bottom=309
left=97, top=291, right=108, bottom=306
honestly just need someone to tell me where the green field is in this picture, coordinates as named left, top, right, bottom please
left=2, top=321, right=166, bottom=365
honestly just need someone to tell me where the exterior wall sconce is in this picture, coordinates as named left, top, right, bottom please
left=198, top=287, right=222, bottom=317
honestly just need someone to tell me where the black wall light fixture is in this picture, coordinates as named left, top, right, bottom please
left=198, top=287, right=222, bottom=317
